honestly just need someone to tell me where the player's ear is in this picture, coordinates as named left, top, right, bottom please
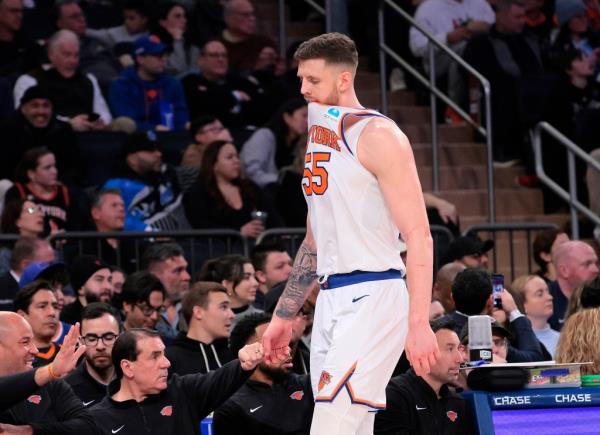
left=338, top=70, right=353, bottom=92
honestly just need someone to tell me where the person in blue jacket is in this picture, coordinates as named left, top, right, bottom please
left=109, top=34, right=189, bottom=132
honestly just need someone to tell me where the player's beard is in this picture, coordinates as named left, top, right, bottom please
left=322, top=86, right=340, bottom=106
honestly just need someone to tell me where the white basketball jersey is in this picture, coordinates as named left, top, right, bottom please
left=304, top=103, right=405, bottom=276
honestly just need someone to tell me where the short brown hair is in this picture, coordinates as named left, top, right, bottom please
left=294, top=32, right=358, bottom=69
left=182, top=281, right=228, bottom=325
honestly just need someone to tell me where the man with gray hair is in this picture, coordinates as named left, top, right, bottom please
left=54, top=0, right=120, bottom=91
left=548, top=240, right=599, bottom=330
left=144, top=242, right=191, bottom=338
left=12, top=29, right=113, bottom=132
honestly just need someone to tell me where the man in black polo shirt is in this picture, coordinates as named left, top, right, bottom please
left=65, top=302, right=121, bottom=408
left=374, top=318, right=474, bottom=435
left=89, top=327, right=271, bottom=434
left=213, top=313, right=313, bottom=435
left=0, top=311, right=92, bottom=433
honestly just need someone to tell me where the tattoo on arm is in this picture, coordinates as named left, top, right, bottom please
left=275, top=242, right=318, bottom=320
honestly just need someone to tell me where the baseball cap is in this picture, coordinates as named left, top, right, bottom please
left=133, top=34, right=167, bottom=56
left=442, top=235, right=494, bottom=265
left=122, top=131, right=161, bottom=156
left=70, top=255, right=110, bottom=293
left=19, top=261, right=68, bottom=288
left=460, top=320, right=513, bottom=344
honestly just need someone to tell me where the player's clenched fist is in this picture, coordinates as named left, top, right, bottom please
left=238, top=342, right=266, bottom=371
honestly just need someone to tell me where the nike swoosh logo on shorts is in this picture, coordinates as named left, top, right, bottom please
left=82, top=400, right=94, bottom=406
left=112, top=425, right=125, bottom=433
left=352, top=295, right=370, bottom=303
left=416, top=406, right=427, bottom=411
left=250, top=405, right=263, bottom=413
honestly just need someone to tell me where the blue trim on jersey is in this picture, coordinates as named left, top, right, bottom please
left=319, top=269, right=404, bottom=290
left=339, top=112, right=387, bottom=155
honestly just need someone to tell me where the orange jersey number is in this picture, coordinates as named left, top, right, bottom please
left=303, top=152, right=331, bottom=196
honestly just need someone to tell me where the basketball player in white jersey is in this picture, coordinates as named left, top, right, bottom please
left=262, top=33, right=440, bottom=434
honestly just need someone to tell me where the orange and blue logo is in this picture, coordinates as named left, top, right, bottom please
left=27, top=395, right=42, bottom=405
left=290, top=390, right=304, bottom=401
left=160, top=405, right=173, bottom=416
left=447, top=410, right=458, bottom=422
left=318, top=371, right=332, bottom=392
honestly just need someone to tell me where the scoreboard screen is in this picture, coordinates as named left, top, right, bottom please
left=464, top=387, right=600, bottom=435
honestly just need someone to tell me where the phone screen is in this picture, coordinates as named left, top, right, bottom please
left=491, top=274, right=504, bottom=309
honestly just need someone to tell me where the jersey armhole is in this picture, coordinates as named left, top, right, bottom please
left=338, top=112, right=389, bottom=156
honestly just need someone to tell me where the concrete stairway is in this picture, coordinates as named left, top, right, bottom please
left=253, top=0, right=569, bottom=277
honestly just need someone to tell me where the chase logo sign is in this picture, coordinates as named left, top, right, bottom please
left=327, top=108, right=340, bottom=118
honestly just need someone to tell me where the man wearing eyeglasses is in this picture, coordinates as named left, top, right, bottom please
left=65, top=303, right=121, bottom=408
left=121, top=271, right=166, bottom=332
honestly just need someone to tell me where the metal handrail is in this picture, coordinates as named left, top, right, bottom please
left=277, top=0, right=327, bottom=57
left=464, top=222, right=558, bottom=279
left=377, top=0, right=495, bottom=223
left=533, top=121, right=600, bottom=239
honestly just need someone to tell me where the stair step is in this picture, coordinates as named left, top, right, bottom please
left=391, top=106, right=431, bottom=123
left=413, top=142, right=486, bottom=166
left=419, top=166, right=524, bottom=191
left=359, top=90, right=417, bottom=109
left=459, top=214, right=570, bottom=231
left=403, top=124, right=475, bottom=143
left=436, top=189, right=544, bottom=217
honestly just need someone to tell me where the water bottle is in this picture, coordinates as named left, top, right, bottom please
left=468, top=315, right=493, bottom=363
left=159, top=101, right=174, bottom=130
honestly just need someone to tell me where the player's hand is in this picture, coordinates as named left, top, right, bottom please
left=51, top=322, right=87, bottom=378
left=238, top=342, right=265, bottom=370
left=405, top=320, right=440, bottom=376
left=262, top=316, right=293, bottom=364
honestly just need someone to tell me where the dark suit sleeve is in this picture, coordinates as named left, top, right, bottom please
left=213, top=400, right=247, bottom=435
left=29, top=380, right=95, bottom=435
left=506, top=316, right=548, bottom=362
left=374, top=383, right=414, bottom=435
left=179, top=359, right=253, bottom=418
left=0, top=371, right=38, bottom=412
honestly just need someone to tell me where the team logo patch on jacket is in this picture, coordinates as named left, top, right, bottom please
left=318, top=371, right=332, bottom=392
left=290, top=390, right=304, bottom=401
left=447, top=410, right=458, bottom=422
left=27, top=395, right=42, bottom=405
left=160, top=405, right=173, bottom=416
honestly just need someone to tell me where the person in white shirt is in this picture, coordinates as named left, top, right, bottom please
left=510, top=275, right=560, bottom=356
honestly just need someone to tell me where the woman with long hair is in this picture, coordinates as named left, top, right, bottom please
left=510, top=274, right=560, bottom=356
left=197, top=254, right=261, bottom=326
left=556, top=307, right=600, bottom=374
left=150, top=1, right=199, bottom=76
left=184, top=140, right=281, bottom=238
left=240, top=98, right=307, bottom=189
left=4, top=147, right=77, bottom=233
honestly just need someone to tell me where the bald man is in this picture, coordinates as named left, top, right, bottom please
left=432, top=262, right=466, bottom=313
left=0, top=312, right=93, bottom=433
left=548, top=241, right=599, bottom=331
